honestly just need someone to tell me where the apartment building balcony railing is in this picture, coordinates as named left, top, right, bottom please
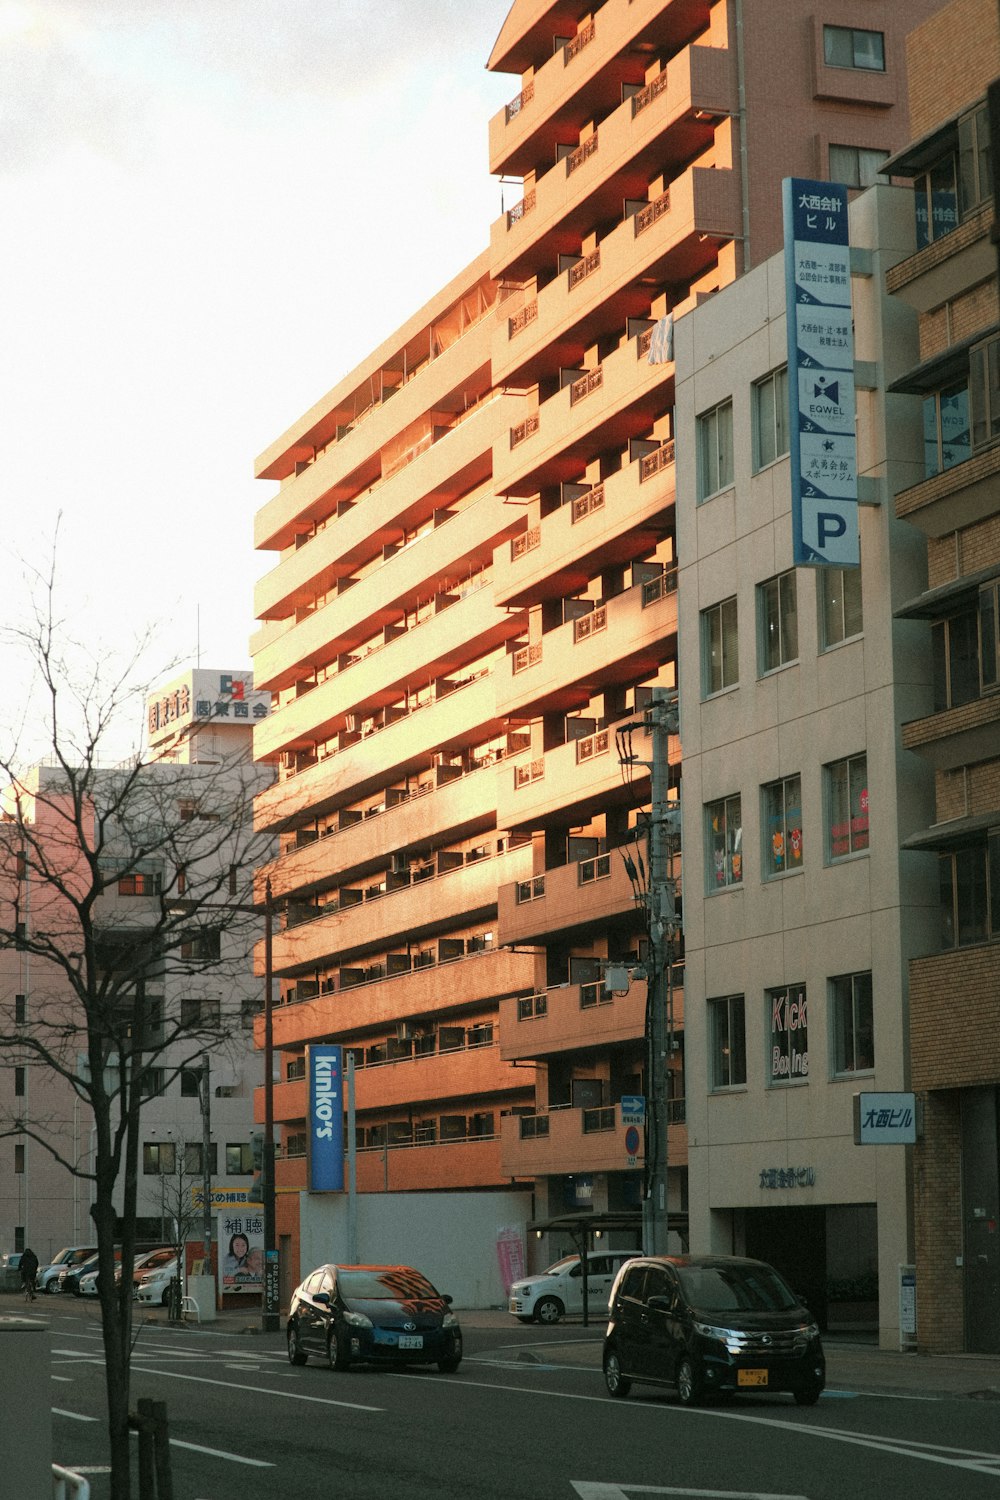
left=885, top=201, right=993, bottom=316
left=500, top=974, right=649, bottom=1060
left=565, top=131, right=598, bottom=177
left=901, top=691, right=1000, bottom=770
left=496, top=455, right=675, bottom=612
left=504, top=80, right=534, bottom=124
left=494, top=568, right=678, bottom=723
left=894, top=441, right=1000, bottom=537
left=500, top=1098, right=688, bottom=1178
left=499, top=848, right=645, bottom=948
left=493, top=160, right=737, bottom=392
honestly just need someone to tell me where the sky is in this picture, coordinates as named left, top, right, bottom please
left=0, top=0, right=514, bottom=763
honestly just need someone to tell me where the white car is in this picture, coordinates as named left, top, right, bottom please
left=508, top=1251, right=640, bottom=1324
left=77, top=1269, right=100, bottom=1297
left=135, top=1259, right=182, bottom=1306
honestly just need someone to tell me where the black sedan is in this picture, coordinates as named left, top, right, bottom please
left=286, top=1263, right=462, bottom=1373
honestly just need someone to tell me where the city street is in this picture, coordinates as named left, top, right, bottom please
left=30, top=1300, right=1000, bottom=1500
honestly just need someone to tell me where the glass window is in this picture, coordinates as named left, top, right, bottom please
left=923, top=383, right=970, bottom=477
left=226, top=1143, right=254, bottom=1175
left=931, top=610, right=980, bottom=711
left=709, top=994, right=746, bottom=1088
left=821, top=564, right=863, bottom=648
left=758, top=571, right=798, bottom=673
left=763, top=774, right=803, bottom=877
left=14, top=1144, right=25, bottom=1174
left=914, top=154, right=959, bottom=248
left=139, top=1068, right=166, bottom=1100
left=958, top=103, right=992, bottom=217
left=939, top=838, right=999, bottom=948
left=768, top=984, right=808, bottom=1084
left=697, top=399, right=734, bottom=500
left=823, top=25, right=885, bottom=70
left=753, top=366, right=789, bottom=469
left=832, top=972, right=874, bottom=1073
left=183, top=1143, right=218, bottom=1176
left=142, top=1142, right=176, bottom=1175
left=707, top=794, right=742, bottom=889
left=702, top=597, right=738, bottom=694
left=980, top=580, right=999, bottom=691
left=829, top=144, right=889, bottom=188
left=827, top=754, right=869, bottom=860
left=970, top=336, right=1000, bottom=450
left=14, top=1067, right=24, bottom=1097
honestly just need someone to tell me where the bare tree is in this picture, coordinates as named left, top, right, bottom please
left=0, top=572, right=270, bottom=1499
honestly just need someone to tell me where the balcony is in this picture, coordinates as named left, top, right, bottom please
left=498, top=850, right=644, bottom=947
left=885, top=202, right=993, bottom=316
left=488, top=0, right=723, bottom=182
left=491, top=41, right=733, bottom=292
left=894, top=441, right=1000, bottom=538
left=496, top=713, right=657, bottom=832
left=254, top=316, right=496, bottom=552
left=494, top=571, right=678, bottom=723
left=493, top=162, right=737, bottom=397
left=500, top=974, right=649, bottom=1060
left=901, top=692, right=1000, bottom=770
left=273, top=1133, right=509, bottom=1193
left=253, top=675, right=500, bottom=829
left=267, top=945, right=537, bottom=1051
left=494, top=445, right=675, bottom=609
left=909, top=945, right=1000, bottom=1091
left=254, top=402, right=509, bottom=623
left=500, top=1098, right=688, bottom=1178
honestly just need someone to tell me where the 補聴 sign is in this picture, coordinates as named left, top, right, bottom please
left=306, top=1043, right=345, bottom=1191
left=783, top=177, right=859, bottom=568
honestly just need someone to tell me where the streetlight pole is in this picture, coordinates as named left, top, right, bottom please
left=261, top=877, right=279, bottom=1333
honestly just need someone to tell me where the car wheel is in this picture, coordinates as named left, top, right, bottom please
left=534, top=1296, right=563, bottom=1324
left=604, top=1347, right=631, bottom=1398
left=45, top=1281, right=58, bottom=1294
left=793, top=1383, right=822, bottom=1406
left=327, top=1328, right=351, bottom=1372
left=287, top=1324, right=307, bottom=1366
left=160, top=1289, right=171, bottom=1308
left=676, top=1356, right=702, bottom=1406
left=437, top=1355, right=462, bottom=1373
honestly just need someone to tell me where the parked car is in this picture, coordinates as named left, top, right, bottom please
left=130, top=1247, right=178, bottom=1294
left=77, top=1267, right=100, bottom=1297
left=508, top=1250, right=640, bottom=1324
left=62, top=1252, right=104, bottom=1295
left=0, top=1252, right=24, bottom=1294
left=287, top=1263, right=462, bottom=1373
left=135, top=1258, right=182, bottom=1307
left=36, top=1247, right=98, bottom=1295
left=602, top=1254, right=826, bottom=1406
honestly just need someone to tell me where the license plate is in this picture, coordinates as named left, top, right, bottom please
left=738, top=1368, right=768, bottom=1387
left=398, top=1335, right=423, bottom=1350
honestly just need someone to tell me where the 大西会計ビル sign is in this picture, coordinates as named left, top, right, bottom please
left=853, top=1092, right=918, bottom=1145
left=307, top=1043, right=344, bottom=1191
left=783, top=178, right=859, bottom=569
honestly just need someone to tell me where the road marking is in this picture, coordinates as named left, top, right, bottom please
left=168, top=1438, right=273, bottom=1468
left=51, top=1376, right=74, bottom=1383
left=571, top=1487, right=806, bottom=1499
left=134, top=1366, right=384, bottom=1412
left=53, top=1408, right=99, bottom=1423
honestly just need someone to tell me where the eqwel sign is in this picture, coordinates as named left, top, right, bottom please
left=783, top=177, right=859, bottom=569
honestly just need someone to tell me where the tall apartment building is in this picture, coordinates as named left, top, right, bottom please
left=0, top=669, right=268, bottom=1265
left=881, top=0, right=1000, bottom=1354
left=250, top=0, right=944, bottom=1283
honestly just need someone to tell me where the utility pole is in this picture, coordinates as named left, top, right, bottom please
left=199, top=1057, right=212, bottom=1271
left=616, top=687, right=680, bottom=1255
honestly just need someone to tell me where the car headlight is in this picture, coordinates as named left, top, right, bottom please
left=693, top=1321, right=747, bottom=1354
left=442, top=1311, right=459, bottom=1329
left=341, top=1310, right=373, bottom=1329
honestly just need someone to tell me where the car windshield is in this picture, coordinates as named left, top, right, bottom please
left=337, top=1268, right=439, bottom=1301
left=676, top=1263, right=799, bottom=1313
left=543, top=1257, right=579, bottom=1276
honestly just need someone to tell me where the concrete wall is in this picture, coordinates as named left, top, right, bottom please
left=298, top=1188, right=533, bottom=1308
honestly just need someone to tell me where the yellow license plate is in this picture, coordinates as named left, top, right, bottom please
left=737, top=1369, right=768, bottom=1387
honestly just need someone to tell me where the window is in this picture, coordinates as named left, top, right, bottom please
left=970, top=335, right=1000, bottom=450
left=702, top=597, right=738, bottom=694
left=914, top=104, right=992, bottom=248
left=939, top=831, right=1000, bottom=948
left=181, top=929, right=221, bottom=961
left=821, top=565, right=863, bottom=648
left=117, top=871, right=162, bottom=896
left=180, top=1069, right=201, bottom=1098
left=709, top=994, right=746, bottom=1088
left=143, top=1142, right=176, bottom=1175
left=707, top=794, right=742, bottom=889
left=981, top=579, right=999, bottom=691
left=762, top=775, right=803, bottom=877
left=184, top=1143, right=218, bottom=1176
left=697, top=399, right=734, bottom=499
left=180, top=996, right=221, bottom=1029
left=832, top=972, right=874, bottom=1073
left=14, top=1066, right=24, bottom=1096
left=758, top=571, right=798, bottom=673
left=14, top=1144, right=25, bottom=1174
left=768, top=983, right=808, bottom=1084
left=14, top=994, right=25, bottom=1024
left=829, top=145, right=888, bottom=189
left=823, top=25, right=884, bottom=71
left=932, top=609, right=980, bottom=710
left=923, top=384, right=970, bottom=477
left=753, top=366, right=788, bottom=469
left=827, top=754, right=869, bottom=859
left=226, top=1143, right=254, bottom=1175
left=139, top=1068, right=166, bottom=1100
left=958, top=103, right=992, bottom=217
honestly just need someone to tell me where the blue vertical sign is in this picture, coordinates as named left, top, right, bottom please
left=783, top=178, right=859, bottom=567
left=306, top=1043, right=344, bottom=1192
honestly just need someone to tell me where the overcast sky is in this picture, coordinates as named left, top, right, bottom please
left=0, top=1, right=513, bottom=761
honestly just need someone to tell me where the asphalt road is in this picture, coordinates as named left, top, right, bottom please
left=23, top=1299, right=1000, bottom=1500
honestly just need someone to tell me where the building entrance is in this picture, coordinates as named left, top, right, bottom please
left=745, top=1205, right=828, bottom=1328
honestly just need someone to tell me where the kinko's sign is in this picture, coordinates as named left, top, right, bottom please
left=307, top=1044, right=345, bottom=1192
left=782, top=178, right=859, bottom=569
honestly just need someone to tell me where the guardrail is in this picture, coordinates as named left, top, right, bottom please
left=52, top=1466, right=90, bottom=1499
